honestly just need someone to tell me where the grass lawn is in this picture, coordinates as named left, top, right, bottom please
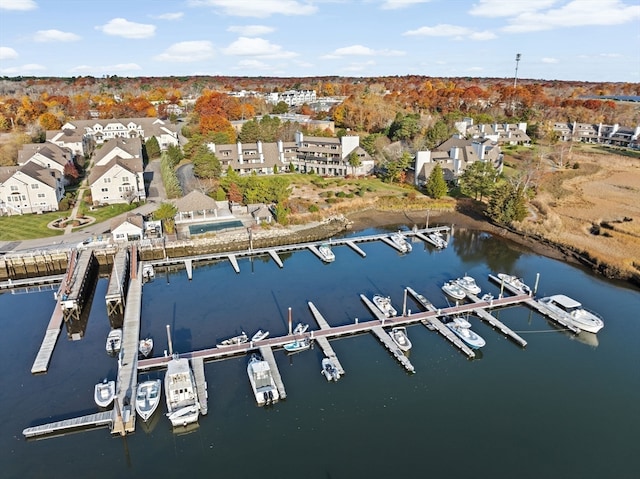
left=0, top=212, right=65, bottom=241
left=80, top=201, right=140, bottom=223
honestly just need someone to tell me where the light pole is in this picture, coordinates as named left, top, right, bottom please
left=513, top=53, right=521, bottom=89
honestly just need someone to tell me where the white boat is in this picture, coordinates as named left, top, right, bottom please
left=441, top=281, right=466, bottom=300
left=321, top=358, right=341, bottom=381
left=428, top=231, right=448, bottom=249
left=496, top=273, right=532, bottom=294
left=106, top=329, right=123, bottom=355
left=445, top=316, right=486, bottom=349
left=283, top=337, right=311, bottom=353
left=164, top=355, right=200, bottom=427
left=389, top=232, right=412, bottom=253
left=538, top=294, right=604, bottom=333
left=135, top=379, right=162, bottom=422
left=217, top=331, right=248, bottom=347
left=94, top=379, right=115, bottom=408
left=389, top=326, right=412, bottom=352
left=455, top=275, right=481, bottom=295
left=373, top=294, right=398, bottom=317
left=318, top=243, right=335, bottom=263
left=142, top=264, right=155, bottom=280
left=139, top=337, right=153, bottom=358
left=247, top=353, right=280, bottom=406
left=293, top=322, right=309, bottom=335
left=250, top=329, right=270, bottom=342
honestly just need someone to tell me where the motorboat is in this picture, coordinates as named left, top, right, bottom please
left=321, top=358, right=341, bottom=381
left=247, top=353, right=280, bottom=406
left=538, top=294, right=604, bottom=333
left=165, top=354, right=200, bottom=427
left=455, top=275, right=481, bottom=295
left=373, top=294, right=398, bottom=317
left=406, top=286, right=435, bottom=311
left=283, top=337, right=312, bottom=353
left=142, top=264, right=155, bottom=280
left=318, top=243, right=335, bottom=263
left=135, top=379, right=162, bottom=422
left=389, top=326, right=412, bottom=352
left=217, top=331, right=249, bottom=347
left=496, top=273, right=532, bottom=295
left=139, top=337, right=154, bottom=358
left=250, top=329, right=270, bottom=342
left=94, top=378, right=115, bottom=408
left=444, top=316, right=486, bottom=349
left=106, top=329, right=123, bottom=355
left=428, top=231, right=448, bottom=249
left=441, top=281, right=466, bottom=300
left=389, top=232, right=412, bottom=253
left=293, top=322, right=309, bottom=335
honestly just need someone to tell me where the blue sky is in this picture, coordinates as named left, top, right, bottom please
left=0, top=0, right=639, bottom=82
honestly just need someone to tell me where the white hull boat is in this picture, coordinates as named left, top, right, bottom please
left=389, top=327, right=412, bottom=352
left=428, top=231, right=448, bottom=249
left=441, top=281, right=466, bottom=300
left=293, top=322, right=309, bottom=335
left=538, top=294, right=604, bottom=333
left=136, top=379, right=162, bottom=422
left=250, top=329, right=270, bottom=342
left=106, top=329, right=123, bottom=355
left=139, top=338, right=153, bottom=358
left=283, top=337, right=311, bottom=353
left=496, top=273, right=532, bottom=295
left=247, top=354, right=280, bottom=406
left=94, top=379, right=115, bottom=408
left=165, top=355, right=199, bottom=427
left=373, top=294, right=398, bottom=317
left=389, top=232, right=412, bottom=253
left=321, top=358, right=341, bottom=381
left=142, top=264, right=155, bottom=281
left=445, top=316, right=486, bottom=349
left=455, top=275, right=481, bottom=295
left=318, top=243, right=335, bottom=263
left=217, top=332, right=248, bottom=347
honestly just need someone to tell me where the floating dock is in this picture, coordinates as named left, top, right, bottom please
left=268, top=250, right=283, bottom=268
left=22, top=411, right=113, bottom=439
left=105, top=248, right=129, bottom=317
left=31, top=277, right=68, bottom=374
left=307, top=301, right=345, bottom=376
left=371, top=325, right=415, bottom=373
left=191, top=357, right=208, bottom=415
left=424, top=316, right=476, bottom=359
left=258, top=345, right=286, bottom=400
left=228, top=254, right=240, bottom=273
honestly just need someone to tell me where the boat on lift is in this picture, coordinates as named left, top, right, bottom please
left=106, top=329, right=123, bottom=355
left=318, top=243, right=336, bottom=263
left=496, top=273, right=532, bottom=295
left=428, top=231, right=448, bottom=249
left=283, top=337, right=312, bottom=353
left=444, top=316, right=486, bottom=349
left=139, top=337, right=154, bottom=358
left=373, top=294, right=398, bottom=317
left=293, top=322, right=309, bottom=335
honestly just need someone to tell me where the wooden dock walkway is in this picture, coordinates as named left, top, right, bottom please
left=258, top=345, right=287, bottom=400
left=464, top=292, right=528, bottom=347
left=191, top=357, right=208, bottom=415
left=307, top=301, right=345, bottom=375
left=60, top=249, right=96, bottom=322
left=0, top=274, right=64, bottom=292
left=22, top=411, right=113, bottom=439
left=345, top=240, right=366, bottom=257
left=228, top=254, right=240, bottom=273
left=370, top=325, right=415, bottom=373
left=105, top=248, right=129, bottom=316
left=425, top=316, right=476, bottom=359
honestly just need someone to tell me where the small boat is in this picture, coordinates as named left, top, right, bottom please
left=293, top=322, right=309, bottom=335
left=496, top=273, right=531, bottom=294
left=318, top=243, right=335, bottom=263
left=455, top=275, right=481, bottom=295
left=373, top=294, right=398, bottom=317
left=139, top=337, right=153, bottom=358
left=94, top=378, right=115, bottom=408
left=283, top=337, right=312, bottom=353
left=165, top=354, right=200, bottom=427
left=444, top=316, right=486, bottom=349
left=480, top=293, right=494, bottom=302
left=428, top=231, right=448, bottom=249
left=441, top=281, right=466, bottom=300
left=538, top=294, right=604, bottom=333
left=217, top=331, right=249, bottom=347
left=142, top=264, right=155, bottom=281
left=135, top=379, right=162, bottom=422
left=321, top=358, right=341, bottom=381
left=247, top=353, right=280, bottom=406
left=389, top=232, right=412, bottom=253
left=250, top=329, right=270, bottom=342
left=389, top=326, right=412, bottom=352
left=106, top=329, right=123, bottom=355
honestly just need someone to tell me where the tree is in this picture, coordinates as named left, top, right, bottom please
left=192, top=145, right=221, bottom=179
left=423, top=120, right=450, bottom=150
left=459, top=161, right=498, bottom=201
left=145, top=136, right=161, bottom=160
left=63, top=162, right=80, bottom=184
left=425, top=164, right=447, bottom=199
left=166, top=144, right=183, bottom=168
left=152, top=202, right=178, bottom=234
left=388, top=113, right=421, bottom=141
left=486, top=182, right=528, bottom=225
left=348, top=151, right=362, bottom=176
left=272, top=101, right=289, bottom=114
left=227, top=182, right=243, bottom=204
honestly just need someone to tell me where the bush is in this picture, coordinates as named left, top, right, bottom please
left=308, top=204, right=319, bottom=212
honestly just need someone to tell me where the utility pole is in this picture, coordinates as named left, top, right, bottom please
left=513, top=53, right=521, bottom=88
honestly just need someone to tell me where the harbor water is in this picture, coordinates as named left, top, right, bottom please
left=2, top=226, right=639, bottom=479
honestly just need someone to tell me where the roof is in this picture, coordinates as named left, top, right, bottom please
left=111, top=213, right=144, bottom=231
left=17, top=142, right=72, bottom=167
left=93, top=137, right=142, bottom=164
left=171, top=190, right=219, bottom=212
left=17, top=162, right=61, bottom=188
left=548, top=294, right=582, bottom=308
left=88, top=156, right=143, bottom=185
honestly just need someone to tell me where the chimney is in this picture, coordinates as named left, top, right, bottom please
left=257, top=140, right=264, bottom=163
left=277, top=139, right=284, bottom=162
left=237, top=141, right=243, bottom=164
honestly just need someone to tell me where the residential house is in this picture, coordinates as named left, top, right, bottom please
left=111, top=213, right=144, bottom=242
left=17, top=142, right=76, bottom=185
left=265, top=90, right=317, bottom=106
left=0, top=162, right=64, bottom=215
left=455, top=118, right=531, bottom=146
left=292, top=132, right=374, bottom=177
left=208, top=140, right=296, bottom=176
left=552, top=121, right=640, bottom=147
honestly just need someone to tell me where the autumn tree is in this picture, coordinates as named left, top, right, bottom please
left=38, top=112, right=62, bottom=131
left=227, top=182, right=243, bottom=204
left=425, top=164, right=447, bottom=199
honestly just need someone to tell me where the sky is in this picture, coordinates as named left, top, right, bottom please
left=0, top=0, right=639, bottom=83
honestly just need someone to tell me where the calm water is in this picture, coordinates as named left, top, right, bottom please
left=2, top=226, right=639, bottom=479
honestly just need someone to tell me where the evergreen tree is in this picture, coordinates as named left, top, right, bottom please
left=145, top=136, right=161, bottom=159
left=459, top=161, right=498, bottom=200
left=486, top=182, right=528, bottom=224
left=425, top=164, right=447, bottom=199
left=192, top=144, right=221, bottom=179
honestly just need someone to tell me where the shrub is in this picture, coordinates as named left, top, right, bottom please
left=308, top=204, right=319, bottom=213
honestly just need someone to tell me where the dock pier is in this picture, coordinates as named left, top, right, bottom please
left=60, top=249, right=98, bottom=323
left=22, top=411, right=113, bottom=439
left=307, top=301, right=345, bottom=376
left=105, top=248, right=129, bottom=317
left=191, top=357, right=208, bottom=415
left=259, top=346, right=287, bottom=400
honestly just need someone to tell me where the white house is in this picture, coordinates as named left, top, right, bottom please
left=17, top=142, right=76, bottom=186
left=0, top=162, right=64, bottom=215
left=111, top=214, right=144, bottom=242
left=292, top=132, right=374, bottom=177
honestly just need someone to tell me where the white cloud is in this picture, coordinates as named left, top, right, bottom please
left=188, top=0, right=317, bottom=17
left=381, top=0, right=431, bottom=9
left=70, top=63, right=142, bottom=73
left=323, top=44, right=405, bottom=58
left=154, top=41, right=215, bottom=62
left=0, top=46, right=19, bottom=60
left=154, top=12, right=184, bottom=20
left=469, top=0, right=557, bottom=17
left=404, top=23, right=487, bottom=40
left=227, top=25, right=275, bottom=36
left=96, top=18, right=156, bottom=39
left=233, top=59, right=273, bottom=70
left=0, top=0, right=37, bottom=11
left=502, top=0, right=640, bottom=33
left=0, top=63, right=45, bottom=74
left=34, top=29, right=80, bottom=42
left=223, top=37, right=297, bottom=58
left=542, top=57, right=559, bottom=63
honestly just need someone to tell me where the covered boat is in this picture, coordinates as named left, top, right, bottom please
left=441, top=281, right=466, bottom=300
left=444, top=316, right=486, bottom=349
left=293, top=322, right=309, bottom=335
left=373, top=294, right=398, bottom=317
left=247, top=354, right=280, bottom=406
left=455, top=276, right=481, bottom=295
left=139, top=338, right=154, bottom=358
left=538, top=294, right=604, bottom=333
left=389, top=326, right=412, bottom=352
left=165, top=355, right=199, bottom=427
left=318, top=243, right=336, bottom=263
left=135, top=379, right=162, bottom=422
left=250, top=329, right=269, bottom=342
left=106, top=329, right=123, bottom=355
left=94, top=379, right=115, bottom=408
left=321, top=358, right=341, bottom=381
left=217, top=332, right=249, bottom=347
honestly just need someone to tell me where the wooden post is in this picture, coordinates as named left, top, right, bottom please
left=166, top=324, right=173, bottom=356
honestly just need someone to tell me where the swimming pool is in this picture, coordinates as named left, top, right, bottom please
left=188, top=220, right=245, bottom=235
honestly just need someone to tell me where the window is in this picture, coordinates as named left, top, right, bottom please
left=31, top=184, right=39, bottom=189
left=121, top=176, right=129, bottom=182
left=10, top=185, right=18, bottom=192
left=101, top=188, right=108, bottom=192
left=37, top=193, right=45, bottom=198
left=104, top=178, right=111, bottom=183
